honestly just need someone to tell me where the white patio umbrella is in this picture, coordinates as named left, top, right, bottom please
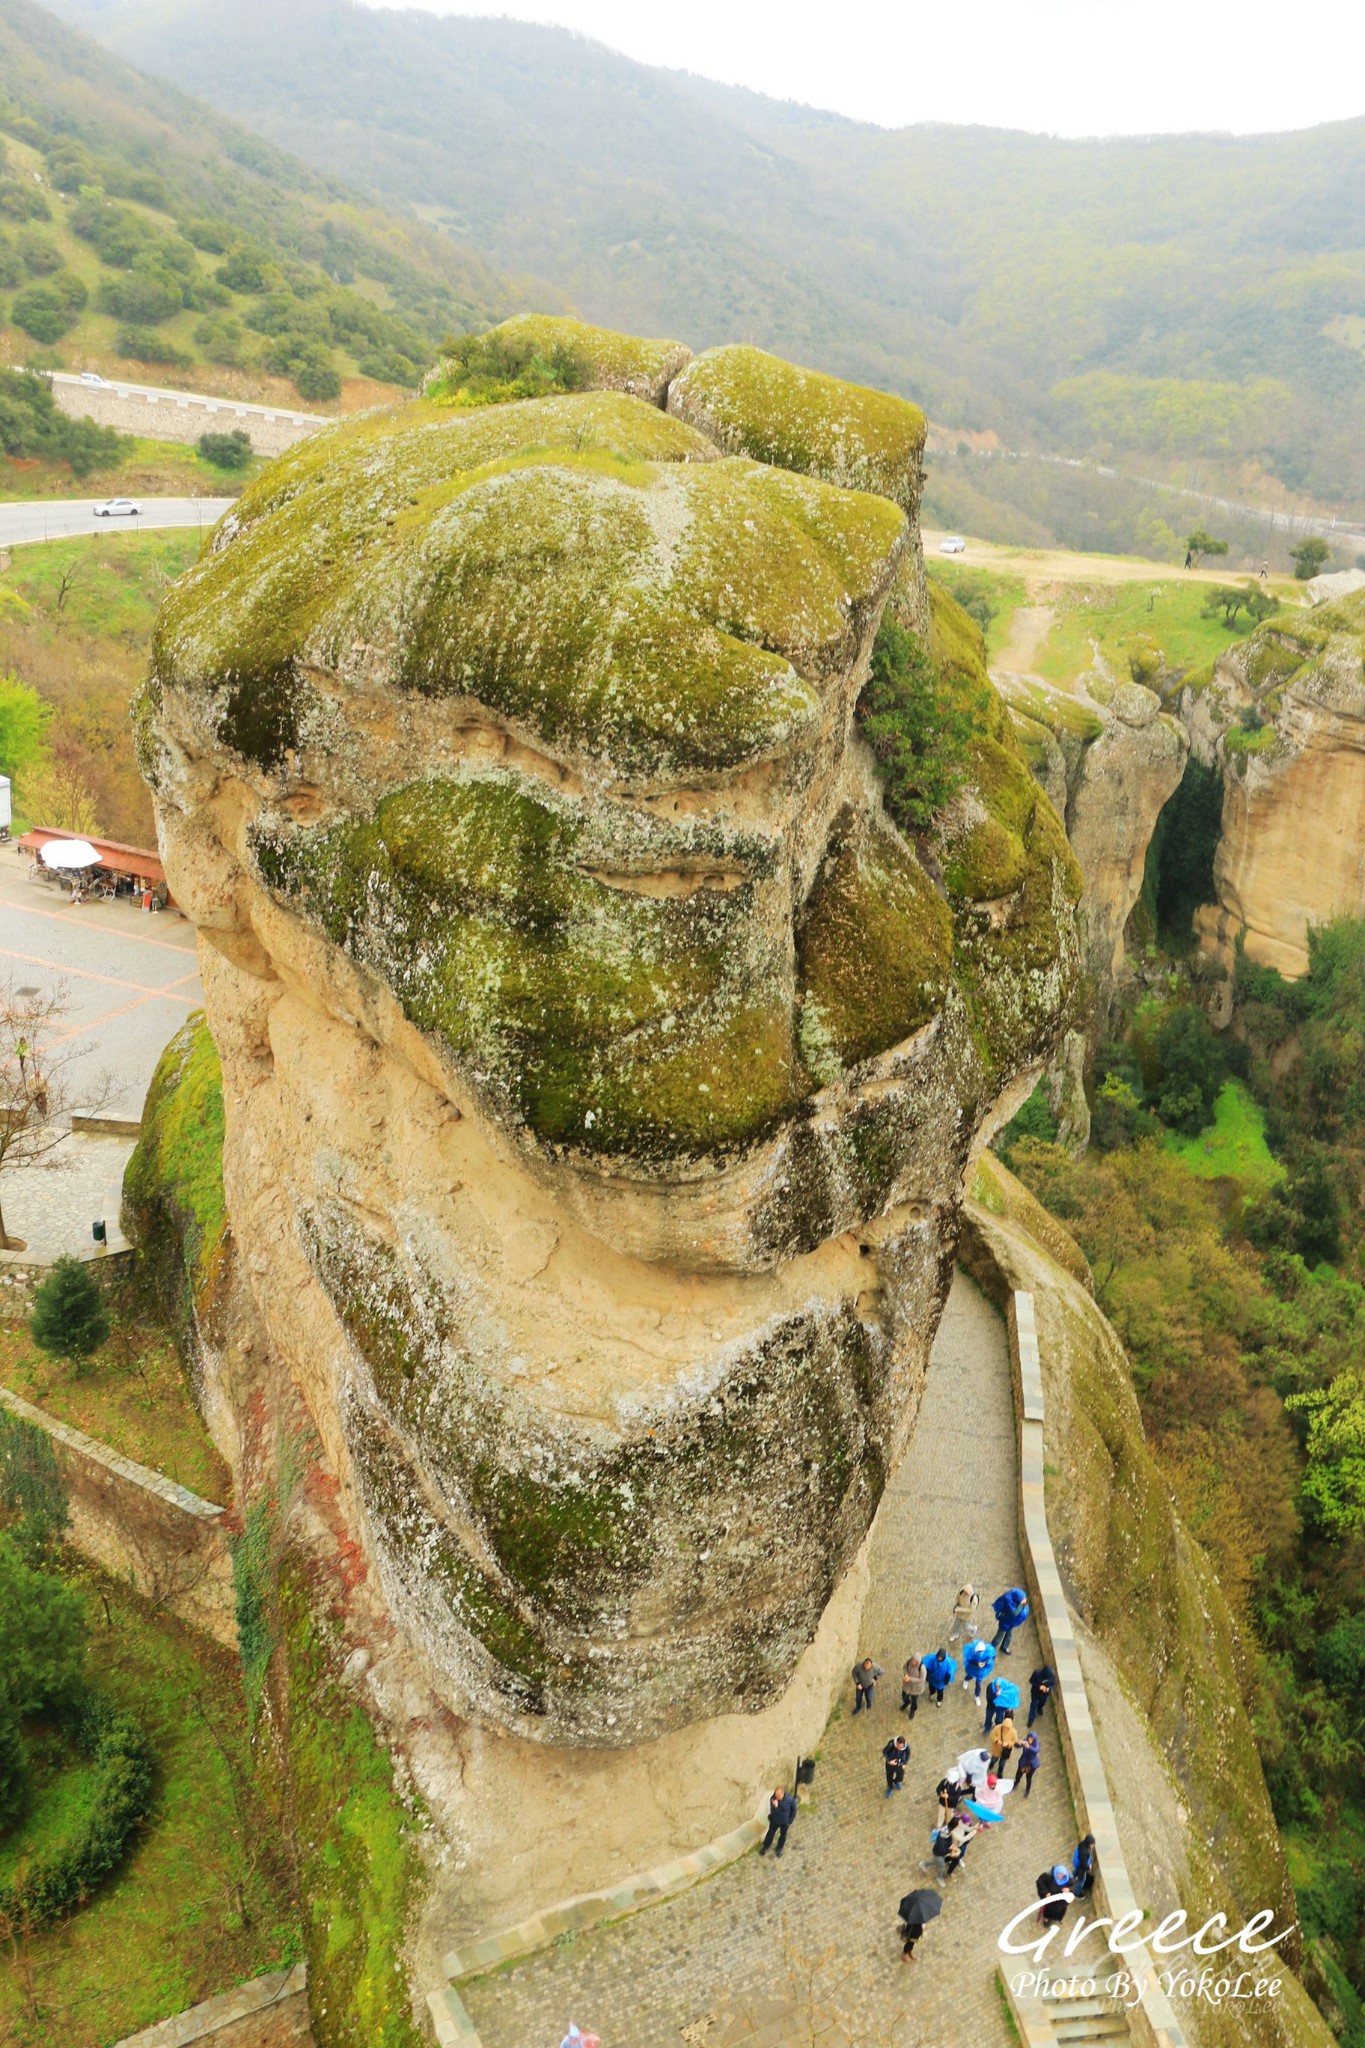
left=39, top=839, right=101, bottom=869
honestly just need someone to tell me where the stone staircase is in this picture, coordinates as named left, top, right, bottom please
left=1001, top=1976, right=1133, bottom=2048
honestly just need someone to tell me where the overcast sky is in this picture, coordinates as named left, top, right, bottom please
left=363, top=0, right=1364, bottom=136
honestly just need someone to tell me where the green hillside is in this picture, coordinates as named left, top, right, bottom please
left=48, top=0, right=1365, bottom=517
left=0, top=0, right=515, bottom=405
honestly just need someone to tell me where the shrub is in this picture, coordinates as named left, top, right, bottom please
left=435, top=325, right=590, bottom=406
left=197, top=428, right=252, bottom=470
left=16, top=229, right=61, bottom=276
left=1152, top=1003, right=1227, bottom=1135
left=0, top=1538, right=87, bottom=1718
left=182, top=217, right=230, bottom=254
left=30, top=1254, right=110, bottom=1366
left=217, top=245, right=271, bottom=294
left=0, top=1692, right=154, bottom=1926
left=0, top=1701, right=29, bottom=1835
left=995, top=1083, right=1057, bottom=1160
left=856, top=619, right=973, bottom=831
left=11, top=280, right=75, bottom=342
left=97, top=265, right=184, bottom=326
left=291, top=345, right=340, bottom=402
left=0, top=1405, right=69, bottom=1560
left=0, top=367, right=124, bottom=474
left=114, top=327, right=192, bottom=369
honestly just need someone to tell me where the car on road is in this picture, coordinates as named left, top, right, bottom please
left=93, top=498, right=141, bottom=517
left=938, top=535, right=967, bottom=554
left=79, top=371, right=108, bottom=387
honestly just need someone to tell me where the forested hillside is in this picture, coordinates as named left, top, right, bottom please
left=50, top=0, right=1365, bottom=514
left=0, top=0, right=514, bottom=402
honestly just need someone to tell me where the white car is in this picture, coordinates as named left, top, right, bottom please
left=79, top=371, right=108, bottom=388
left=93, top=498, right=141, bottom=517
left=938, top=535, right=967, bottom=555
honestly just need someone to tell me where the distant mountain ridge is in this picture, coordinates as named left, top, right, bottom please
left=46, top=0, right=1365, bottom=514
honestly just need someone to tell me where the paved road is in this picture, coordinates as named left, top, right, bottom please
left=0, top=497, right=234, bottom=548
left=0, top=856, right=202, bottom=1123
left=460, top=1271, right=1072, bottom=2048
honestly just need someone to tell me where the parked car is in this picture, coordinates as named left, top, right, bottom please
left=78, top=371, right=108, bottom=387
left=938, top=535, right=967, bottom=554
left=93, top=498, right=141, bottom=517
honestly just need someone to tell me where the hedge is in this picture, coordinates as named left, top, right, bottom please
left=0, top=1691, right=154, bottom=1926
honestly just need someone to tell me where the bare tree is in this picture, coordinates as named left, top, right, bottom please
left=0, top=977, right=112, bottom=1251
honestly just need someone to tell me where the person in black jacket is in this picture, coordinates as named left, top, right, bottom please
left=759, top=1786, right=797, bottom=1858
left=1028, top=1665, right=1057, bottom=1727
left=882, top=1734, right=910, bottom=1796
left=1036, top=1864, right=1073, bottom=1926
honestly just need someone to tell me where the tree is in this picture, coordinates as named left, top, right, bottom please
left=1153, top=1003, right=1226, bottom=1134
left=29, top=1256, right=109, bottom=1367
left=0, top=1540, right=87, bottom=1719
left=0, top=979, right=112, bottom=1250
left=1287, top=1368, right=1365, bottom=1538
left=1185, top=528, right=1229, bottom=566
left=1291, top=536, right=1330, bottom=581
left=1202, top=584, right=1251, bottom=626
left=0, top=673, right=50, bottom=788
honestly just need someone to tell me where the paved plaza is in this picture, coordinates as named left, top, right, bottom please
left=1, top=850, right=203, bottom=1262
left=460, top=1272, right=1075, bottom=2048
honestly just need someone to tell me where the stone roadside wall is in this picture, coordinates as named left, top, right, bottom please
left=0, top=1384, right=236, bottom=1648
left=49, top=378, right=325, bottom=457
left=113, top=1965, right=312, bottom=2048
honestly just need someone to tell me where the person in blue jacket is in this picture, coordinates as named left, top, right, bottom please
left=961, top=1636, right=996, bottom=1700
left=984, top=1673, right=1020, bottom=1733
left=922, top=1647, right=956, bottom=1705
left=991, top=1586, right=1030, bottom=1654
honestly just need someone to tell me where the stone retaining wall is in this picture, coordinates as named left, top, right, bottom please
left=0, top=1384, right=236, bottom=1648
left=49, top=378, right=324, bottom=457
left=113, top=1964, right=311, bottom=2048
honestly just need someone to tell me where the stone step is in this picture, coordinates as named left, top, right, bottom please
left=1052, top=2017, right=1130, bottom=2045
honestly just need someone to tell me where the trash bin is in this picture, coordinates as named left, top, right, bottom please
left=92, top=1219, right=107, bottom=1244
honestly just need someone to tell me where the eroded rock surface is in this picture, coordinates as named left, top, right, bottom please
left=139, top=320, right=1078, bottom=1753
left=1181, top=591, right=1365, bottom=977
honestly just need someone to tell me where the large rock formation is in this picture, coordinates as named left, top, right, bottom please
left=134, top=320, right=1078, bottom=1939
left=1180, top=592, right=1365, bottom=978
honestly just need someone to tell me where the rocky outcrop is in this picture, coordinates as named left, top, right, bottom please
left=135, top=321, right=1078, bottom=1944
left=1182, top=591, right=1365, bottom=978
left=997, top=672, right=1188, bottom=1024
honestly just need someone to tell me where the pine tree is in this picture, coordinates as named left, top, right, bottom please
left=29, top=1255, right=110, bottom=1366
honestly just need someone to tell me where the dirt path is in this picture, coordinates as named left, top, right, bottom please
left=993, top=603, right=1054, bottom=678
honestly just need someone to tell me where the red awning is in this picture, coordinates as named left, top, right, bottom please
left=17, top=827, right=171, bottom=895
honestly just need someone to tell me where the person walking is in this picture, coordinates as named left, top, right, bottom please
left=1037, top=1864, right=1073, bottom=1927
left=991, top=1586, right=1030, bottom=1655
left=882, top=1733, right=910, bottom=1796
left=961, top=1636, right=996, bottom=1700
left=1072, top=1834, right=1097, bottom=1897
left=971, top=1770, right=1014, bottom=1821
left=923, top=1647, right=955, bottom=1705
left=947, top=1582, right=979, bottom=1644
left=1028, top=1664, right=1056, bottom=1727
left=897, top=1888, right=941, bottom=1962
left=1014, top=1729, right=1041, bottom=1797
left=984, top=1674, right=1020, bottom=1734
left=852, top=1657, right=884, bottom=1715
left=759, top=1785, right=797, bottom=1858
left=988, top=1712, right=1018, bottom=1773
left=901, top=1652, right=927, bottom=1719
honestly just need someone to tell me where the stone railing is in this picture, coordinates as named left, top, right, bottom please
left=1000, top=1289, right=1188, bottom=2048
left=112, top=1963, right=310, bottom=2047
left=0, top=1385, right=236, bottom=1648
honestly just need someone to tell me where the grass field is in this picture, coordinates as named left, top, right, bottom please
left=930, top=556, right=1292, bottom=689
left=0, top=1566, right=299, bottom=2048
left=0, top=527, right=201, bottom=641
left=1165, top=1080, right=1282, bottom=1191
left=2, top=435, right=260, bottom=502
left=0, top=1287, right=229, bottom=1502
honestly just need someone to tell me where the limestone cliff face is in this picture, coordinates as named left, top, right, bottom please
left=998, top=672, right=1187, bottom=1018
left=1180, top=592, right=1365, bottom=978
left=137, top=319, right=1079, bottom=1753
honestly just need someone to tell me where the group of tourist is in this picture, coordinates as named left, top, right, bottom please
left=759, top=1579, right=1101, bottom=1972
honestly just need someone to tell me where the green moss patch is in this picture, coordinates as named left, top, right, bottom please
left=426, top=313, right=689, bottom=406
left=279, top=1556, right=423, bottom=2048
left=669, top=344, right=925, bottom=510
left=122, top=1014, right=228, bottom=1328
left=797, top=829, right=952, bottom=1071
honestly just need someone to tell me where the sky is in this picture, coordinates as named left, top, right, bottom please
left=363, top=0, right=1365, bottom=136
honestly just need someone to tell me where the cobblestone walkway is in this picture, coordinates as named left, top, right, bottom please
left=461, top=1271, right=1076, bottom=2048
left=0, top=1131, right=135, bottom=1266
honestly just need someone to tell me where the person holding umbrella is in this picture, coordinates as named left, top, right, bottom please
left=991, top=1585, right=1031, bottom=1655
left=967, top=1772, right=1014, bottom=1822
left=897, top=1886, right=942, bottom=1961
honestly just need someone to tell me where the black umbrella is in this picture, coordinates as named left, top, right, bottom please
left=898, top=1889, right=944, bottom=1929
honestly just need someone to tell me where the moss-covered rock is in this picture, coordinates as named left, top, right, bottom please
left=121, top=1012, right=228, bottom=1332
left=668, top=343, right=926, bottom=513
left=424, top=312, right=691, bottom=407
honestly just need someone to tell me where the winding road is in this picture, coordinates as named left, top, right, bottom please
left=0, top=498, right=234, bottom=548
